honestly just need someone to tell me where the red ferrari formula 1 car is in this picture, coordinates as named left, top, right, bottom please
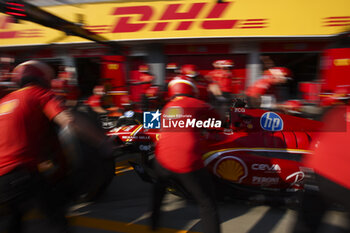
left=107, top=106, right=323, bottom=203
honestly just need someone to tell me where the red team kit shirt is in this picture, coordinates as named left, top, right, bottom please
left=0, top=86, right=65, bottom=175
left=245, top=78, right=273, bottom=98
left=304, top=106, right=350, bottom=190
left=207, top=69, right=233, bottom=93
left=155, top=96, right=220, bottom=173
left=87, top=94, right=102, bottom=107
left=139, top=73, right=154, bottom=94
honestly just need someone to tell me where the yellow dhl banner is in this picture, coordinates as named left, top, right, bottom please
left=0, top=0, right=349, bottom=47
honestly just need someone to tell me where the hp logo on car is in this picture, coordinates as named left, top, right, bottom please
left=260, top=112, right=283, bottom=131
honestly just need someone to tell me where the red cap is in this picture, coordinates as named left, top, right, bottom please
left=93, top=85, right=106, bottom=95
left=180, top=64, right=198, bottom=78
left=264, top=67, right=292, bottom=84
left=213, top=60, right=234, bottom=68
left=266, top=67, right=292, bottom=78
left=166, top=63, right=179, bottom=70
left=139, top=64, right=150, bottom=73
left=168, top=76, right=198, bottom=98
left=145, top=86, right=159, bottom=97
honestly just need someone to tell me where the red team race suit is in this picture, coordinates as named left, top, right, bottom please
left=86, top=94, right=102, bottom=108
left=152, top=88, right=222, bottom=233
left=245, top=67, right=291, bottom=108
left=0, top=85, right=70, bottom=233
left=245, top=78, right=273, bottom=99
left=139, top=72, right=154, bottom=95
left=156, top=96, right=218, bottom=173
left=293, top=105, right=350, bottom=232
left=207, top=68, right=233, bottom=96
left=0, top=86, right=65, bottom=175
left=0, top=60, right=115, bottom=233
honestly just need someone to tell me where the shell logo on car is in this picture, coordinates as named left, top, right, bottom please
left=213, top=156, right=248, bottom=183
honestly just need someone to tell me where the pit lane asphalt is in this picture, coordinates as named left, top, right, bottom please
left=23, top=162, right=348, bottom=233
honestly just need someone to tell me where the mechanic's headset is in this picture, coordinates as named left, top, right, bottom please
left=167, top=77, right=199, bottom=99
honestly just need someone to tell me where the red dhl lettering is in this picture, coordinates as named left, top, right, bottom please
left=0, top=31, right=17, bottom=39
left=111, top=6, right=152, bottom=33
left=323, top=16, right=350, bottom=27
left=0, top=16, right=12, bottom=30
left=0, top=16, right=17, bottom=38
left=154, top=3, right=205, bottom=31
left=202, top=2, right=237, bottom=29
left=0, top=15, right=43, bottom=39
left=111, top=2, right=268, bottom=33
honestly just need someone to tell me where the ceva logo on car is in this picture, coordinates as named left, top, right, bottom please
left=260, top=112, right=283, bottom=131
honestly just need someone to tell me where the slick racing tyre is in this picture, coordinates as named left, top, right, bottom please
left=58, top=117, right=116, bottom=203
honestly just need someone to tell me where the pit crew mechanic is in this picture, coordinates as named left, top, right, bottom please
left=245, top=67, right=292, bottom=108
left=134, top=64, right=155, bottom=97
left=292, top=94, right=350, bottom=233
left=0, top=60, right=114, bottom=233
left=179, top=64, right=212, bottom=102
left=206, top=59, right=235, bottom=100
left=86, top=85, right=109, bottom=114
left=151, top=76, right=222, bottom=233
left=165, top=62, right=179, bottom=87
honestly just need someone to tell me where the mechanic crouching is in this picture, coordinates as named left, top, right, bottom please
left=0, top=60, right=115, bottom=233
left=151, top=76, right=222, bottom=233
